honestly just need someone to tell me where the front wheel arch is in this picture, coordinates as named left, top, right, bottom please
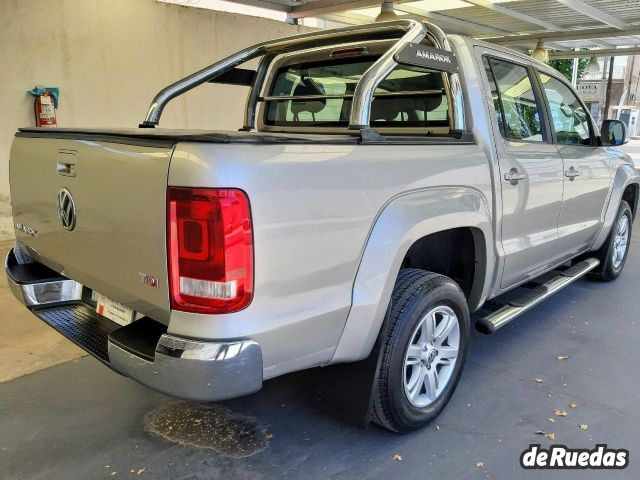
left=591, top=200, right=633, bottom=281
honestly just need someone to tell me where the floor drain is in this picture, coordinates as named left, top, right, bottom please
left=144, top=401, right=268, bottom=457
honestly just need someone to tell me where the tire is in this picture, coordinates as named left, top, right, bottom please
left=372, top=269, right=470, bottom=433
left=13, top=241, right=34, bottom=264
left=591, top=200, right=633, bottom=282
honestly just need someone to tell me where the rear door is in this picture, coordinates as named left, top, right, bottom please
left=535, top=71, right=613, bottom=257
left=481, top=54, right=565, bottom=290
left=10, top=134, right=173, bottom=323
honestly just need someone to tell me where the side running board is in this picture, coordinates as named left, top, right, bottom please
left=476, top=258, right=600, bottom=334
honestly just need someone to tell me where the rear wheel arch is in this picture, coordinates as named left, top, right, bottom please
left=401, top=227, right=487, bottom=312
left=331, top=187, right=494, bottom=364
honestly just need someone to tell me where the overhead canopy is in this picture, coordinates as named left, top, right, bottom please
left=218, top=0, right=640, bottom=57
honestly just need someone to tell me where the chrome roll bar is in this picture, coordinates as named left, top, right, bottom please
left=425, top=22, right=466, bottom=133
left=141, top=19, right=467, bottom=134
left=349, top=21, right=427, bottom=129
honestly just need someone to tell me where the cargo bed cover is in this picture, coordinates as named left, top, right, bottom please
left=17, top=127, right=359, bottom=147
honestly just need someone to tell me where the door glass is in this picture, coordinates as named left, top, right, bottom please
left=483, top=57, right=545, bottom=142
left=482, top=57, right=506, bottom=137
left=538, top=73, right=593, bottom=146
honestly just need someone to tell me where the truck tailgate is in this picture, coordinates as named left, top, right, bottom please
left=9, top=135, right=174, bottom=324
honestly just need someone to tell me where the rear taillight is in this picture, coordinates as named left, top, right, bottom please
left=168, top=187, right=253, bottom=314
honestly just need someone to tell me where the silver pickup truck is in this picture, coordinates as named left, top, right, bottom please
left=6, top=20, right=638, bottom=432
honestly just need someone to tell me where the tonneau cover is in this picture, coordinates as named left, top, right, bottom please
left=17, top=127, right=359, bottom=147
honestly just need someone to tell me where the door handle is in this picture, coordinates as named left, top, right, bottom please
left=57, top=150, right=78, bottom=177
left=504, top=168, right=526, bottom=185
left=56, top=162, right=76, bottom=176
left=565, top=166, right=580, bottom=181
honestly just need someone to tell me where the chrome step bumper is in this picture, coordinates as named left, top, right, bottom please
left=109, top=336, right=262, bottom=402
left=5, top=250, right=83, bottom=307
left=5, top=249, right=263, bottom=401
left=33, top=303, right=118, bottom=365
left=476, top=258, right=600, bottom=334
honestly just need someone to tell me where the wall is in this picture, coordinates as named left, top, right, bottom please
left=0, top=0, right=310, bottom=240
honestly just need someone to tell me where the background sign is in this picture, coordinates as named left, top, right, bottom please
left=577, top=82, right=602, bottom=101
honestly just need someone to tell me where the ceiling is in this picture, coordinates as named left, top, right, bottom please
left=221, top=0, right=640, bottom=57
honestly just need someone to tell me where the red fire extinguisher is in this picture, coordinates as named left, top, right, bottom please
left=34, top=91, right=57, bottom=127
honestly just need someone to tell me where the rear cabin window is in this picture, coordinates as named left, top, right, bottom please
left=264, top=57, right=449, bottom=129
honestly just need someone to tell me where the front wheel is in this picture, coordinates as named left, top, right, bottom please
left=592, top=200, right=633, bottom=282
left=372, top=269, right=470, bottom=433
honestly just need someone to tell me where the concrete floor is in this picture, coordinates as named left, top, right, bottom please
left=1, top=233, right=640, bottom=479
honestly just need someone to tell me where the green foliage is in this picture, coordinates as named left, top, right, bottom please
left=547, top=57, right=589, bottom=82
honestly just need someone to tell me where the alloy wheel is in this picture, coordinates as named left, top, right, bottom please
left=403, top=305, right=460, bottom=408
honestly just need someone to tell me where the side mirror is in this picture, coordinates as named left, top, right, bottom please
left=600, top=119, right=628, bottom=147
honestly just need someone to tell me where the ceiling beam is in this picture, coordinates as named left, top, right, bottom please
left=462, top=0, right=562, bottom=31
left=547, top=43, right=571, bottom=51
left=554, top=0, right=630, bottom=30
left=418, top=12, right=513, bottom=36
left=321, top=11, right=373, bottom=26
left=220, top=0, right=290, bottom=12
left=548, top=46, right=640, bottom=59
left=489, top=26, right=640, bottom=45
left=288, top=0, right=418, bottom=19
left=591, top=39, right=615, bottom=48
left=289, top=0, right=375, bottom=19
left=394, top=4, right=514, bottom=36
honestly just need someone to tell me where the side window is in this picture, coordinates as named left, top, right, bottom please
left=538, top=73, right=593, bottom=146
left=265, top=58, right=449, bottom=129
left=482, top=57, right=505, bottom=137
left=483, top=57, right=545, bottom=142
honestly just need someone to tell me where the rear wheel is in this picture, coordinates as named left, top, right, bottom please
left=592, top=201, right=632, bottom=281
left=372, top=269, right=469, bottom=433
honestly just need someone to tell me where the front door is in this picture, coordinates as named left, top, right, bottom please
left=482, top=56, right=565, bottom=290
left=536, top=72, right=613, bottom=257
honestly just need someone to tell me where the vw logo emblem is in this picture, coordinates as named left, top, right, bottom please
left=56, top=188, right=77, bottom=231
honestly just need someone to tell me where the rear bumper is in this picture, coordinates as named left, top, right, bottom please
left=108, top=335, right=262, bottom=401
left=5, top=249, right=263, bottom=401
